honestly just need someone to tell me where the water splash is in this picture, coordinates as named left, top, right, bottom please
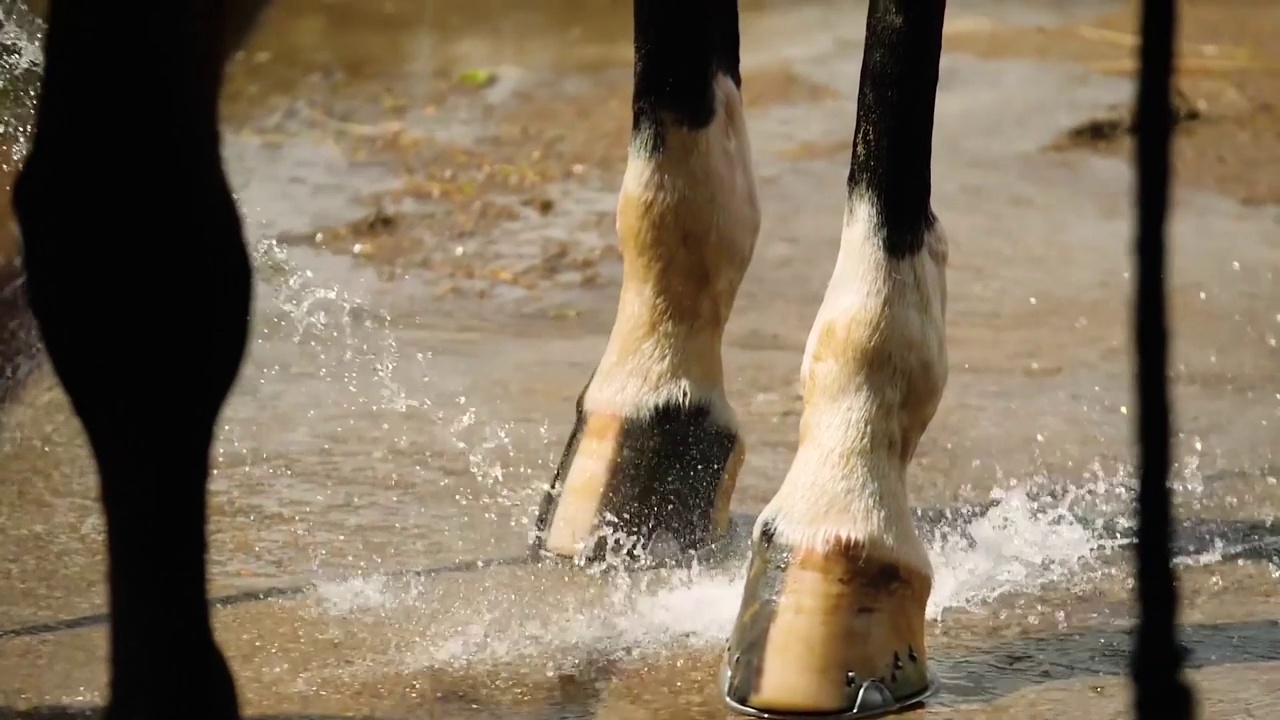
left=303, top=471, right=1087, bottom=667
left=209, top=141, right=564, bottom=580
left=291, top=442, right=1246, bottom=679
left=925, top=480, right=1111, bottom=621
left=0, top=2, right=42, bottom=171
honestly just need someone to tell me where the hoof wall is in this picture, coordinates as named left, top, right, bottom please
left=721, top=524, right=937, bottom=718
left=532, top=398, right=743, bottom=563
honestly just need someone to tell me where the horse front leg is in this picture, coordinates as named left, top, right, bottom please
left=533, top=0, right=760, bottom=564
left=722, top=0, right=949, bottom=715
left=10, top=2, right=266, bottom=716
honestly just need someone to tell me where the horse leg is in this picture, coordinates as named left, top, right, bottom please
left=11, top=1, right=266, bottom=716
left=533, top=0, right=759, bottom=563
left=723, top=0, right=949, bottom=714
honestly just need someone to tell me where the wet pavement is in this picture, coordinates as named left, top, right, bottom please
left=1, top=0, right=1278, bottom=718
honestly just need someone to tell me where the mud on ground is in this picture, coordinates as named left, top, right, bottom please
left=226, top=0, right=1280, bottom=294
left=948, top=0, right=1280, bottom=206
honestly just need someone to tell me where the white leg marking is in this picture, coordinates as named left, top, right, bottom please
left=584, top=74, right=760, bottom=426
left=759, top=194, right=948, bottom=577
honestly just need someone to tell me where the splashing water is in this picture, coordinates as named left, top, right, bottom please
left=290, top=454, right=1229, bottom=677
left=0, top=3, right=42, bottom=172
left=926, top=481, right=1111, bottom=620
left=285, top=435, right=1247, bottom=684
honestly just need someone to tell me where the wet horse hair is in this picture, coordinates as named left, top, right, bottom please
left=7, top=0, right=1189, bottom=717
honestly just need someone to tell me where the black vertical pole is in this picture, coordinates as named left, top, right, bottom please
left=1133, top=0, right=1193, bottom=718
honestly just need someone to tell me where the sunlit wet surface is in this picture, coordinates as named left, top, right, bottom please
left=1, top=0, right=1279, bottom=717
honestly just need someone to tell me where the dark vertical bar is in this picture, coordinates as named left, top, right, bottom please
left=1133, top=0, right=1193, bottom=718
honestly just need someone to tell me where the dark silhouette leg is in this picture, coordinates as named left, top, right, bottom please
left=10, top=1, right=267, bottom=717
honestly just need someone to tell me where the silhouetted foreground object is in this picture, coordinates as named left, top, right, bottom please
left=11, top=2, right=267, bottom=718
left=1132, top=0, right=1193, bottom=718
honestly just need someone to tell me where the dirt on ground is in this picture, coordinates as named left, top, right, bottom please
left=248, top=61, right=840, bottom=295
left=238, top=0, right=1280, bottom=292
left=947, top=0, right=1280, bottom=206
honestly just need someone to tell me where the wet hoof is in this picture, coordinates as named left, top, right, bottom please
left=721, top=525, right=937, bottom=718
left=531, top=394, right=744, bottom=565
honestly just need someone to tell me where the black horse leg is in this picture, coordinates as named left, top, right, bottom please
left=10, top=2, right=265, bottom=717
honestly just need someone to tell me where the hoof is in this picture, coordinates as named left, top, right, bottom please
left=721, top=524, right=937, bottom=718
left=532, top=392, right=744, bottom=564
